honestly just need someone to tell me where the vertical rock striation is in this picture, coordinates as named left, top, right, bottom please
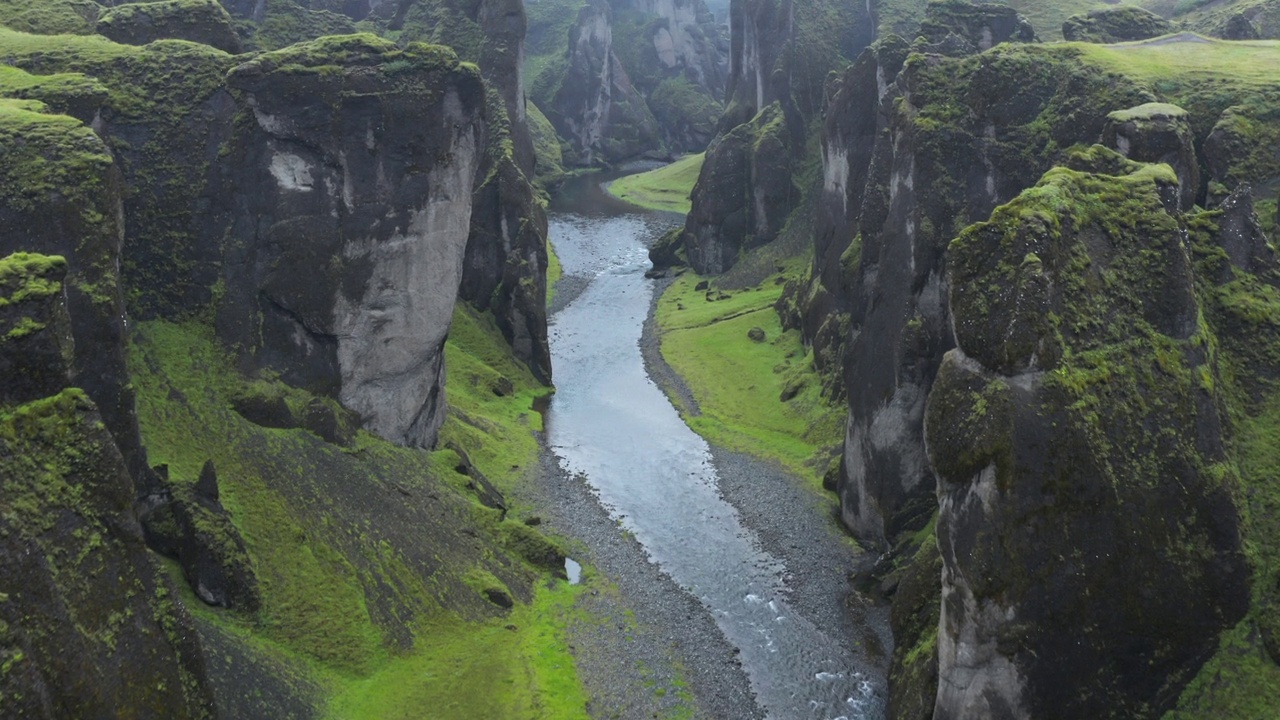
left=212, top=35, right=486, bottom=449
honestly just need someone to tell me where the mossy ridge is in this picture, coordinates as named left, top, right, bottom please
left=0, top=0, right=100, bottom=36
left=527, top=99, right=565, bottom=181
left=129, top=319, right=580, bottom=711
left=655, top=270, right=845, bottom=486
left=0, top=28, right=237, bottom=318
left=1170, top=203, right=1280, bottom=712
left=607, top=153, right=705, bottom=215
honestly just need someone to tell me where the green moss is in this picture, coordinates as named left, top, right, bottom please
left=325, top=579, right=589, bottom=720
left=527, top=100, right=564, bottom=181
left=0, top=252, right=67, bottom=309
left=0, top=0, right=100, bottom=36
left=248, top=0, right=356, bottom=52
left=655, top=270, right=845, bottom=485
left=606, top=153, right=705, bottom=215
left=0, top=96, right=112, bottom=219
left=439, top=304, right=550, bottom=492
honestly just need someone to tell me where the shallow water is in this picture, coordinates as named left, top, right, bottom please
left=544, top=175, right=885, bottom=719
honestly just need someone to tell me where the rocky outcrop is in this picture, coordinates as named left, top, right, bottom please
left=926, top=151, right=1248, bottom=719
left=1, top=251, right=215, bottom=719
left=915, top=0, right=1036, bottom=55
left=140, top=461, right=261, bottom=611
left=98, top=0, right=244, bottom=53
left=0, top=89, right=158, bottom=496
left=677, top=0, right=868, bottom=274
left=1102, top=102, right=1199, bottom=210
left=682, top=101, right=794, bottom=272
left=1203, top=95, right=1280, bottom=207
left=550, top=1, right=663, bottom=165
left=1061, top=6, right=1172, bottom=43
left=832, top=38, right=1153, bottom=548
left=777, top=35, right=908, bottom=398
left=211, top=35, right=485, bottom=449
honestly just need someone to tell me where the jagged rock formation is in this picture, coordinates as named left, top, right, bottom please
left=98, top=0, right=243, bottom=52
left=927, top=151, right=1248, bottom=718
left=765, top=5, right=1280, bottom=715
left=674, top=0, right=869, bottom=274
left=0, top=249, right=214, bottom=719
left=530, top=0, right=726, bottom=165
left=548, top=0, right=663, bottom=164
left=1062, top=6, right=1172, bottom=43
left=1102, top=102, right=1199, bottom=210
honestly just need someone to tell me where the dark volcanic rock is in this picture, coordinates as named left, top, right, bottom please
left=0, top=253, right=74, bottom=406
left=550, top=1, right=663, bottom=165
left=211, top=35, right=485, bottom=449
left=230, top=382, right=296, bottom=429
left=832, top=41, right=1153, bottom=549
left=1, top=265, right=215, bottom=717
left=927, top=154, right=1247, bottom=719
left=0, top=94, right=162, bottom=497
left=683, top=101, right=796, bottom=273
left=140, top=461, right=261, bottom=611
left=1062, top=6, right=1172, bottom=43
left=916, top=0, right=1036, bottom=55
left=98, top=0, right=244, bottom=53
left=1102, top=102, right=1199, bottom=210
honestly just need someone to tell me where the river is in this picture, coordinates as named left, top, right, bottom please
left=542, top=172, right=889, bottom=720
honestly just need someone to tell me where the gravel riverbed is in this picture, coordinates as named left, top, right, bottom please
left=523, top=270, right=891, bottom=719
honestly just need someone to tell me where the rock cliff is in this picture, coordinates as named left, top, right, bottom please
left=928, top=151, right=1248, bottom=718
left=0, top=103, right=215, bottom=717
left=210, top=35, right=485, bottom=449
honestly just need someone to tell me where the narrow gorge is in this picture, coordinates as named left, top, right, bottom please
left=2, top=0, right=1280, bottom=719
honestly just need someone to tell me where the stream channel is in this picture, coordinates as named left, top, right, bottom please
left=541, top=171, right=889, bottom=719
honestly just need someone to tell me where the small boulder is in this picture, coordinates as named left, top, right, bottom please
left=300, top=397, right=358, bottom=446
left=1220, top=13, right=1260, bottom=40
left=694, top=280, right=709, bottom=291
left=231, top=382, right=295, bottom=428
left=747, top=326, right=766, bottom=342
left=482, top=587, right=514, bottom=608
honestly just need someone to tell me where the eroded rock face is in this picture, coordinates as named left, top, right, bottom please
left=1061, top=6, right=1172, bottom=43
left=550, top=1, right=662, bottom=165
left=829, top=37, right=1160, bottom=548
left=927, top=153, right=1247, bottom=719
left=0, top=251, right=215, bottom=719
left=213, top=35, right=485, bottom=448
left=0, top=92, right=159, bottom=495
left=1103, top=102, right=1199, bottom=210
left=916, top=0, right=1036, bottom=55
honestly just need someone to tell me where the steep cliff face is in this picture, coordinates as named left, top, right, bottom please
left=676, top=0, right=867, bottom=275
left=549, top=0, right=663, bottom=165
left=211, top=35, right=485, bottom=449
left=0, top=105, right=214, bottom=717
left=348, top=0, right=553, bottom=382
left=926, top=152, right=1248, bottom=718
left=833, top=38, right=1153, bottom=548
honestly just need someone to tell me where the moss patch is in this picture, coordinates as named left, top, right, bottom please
left=655, top=270, right=845, bottom=484
left=607, top=153, right=704, bottom=215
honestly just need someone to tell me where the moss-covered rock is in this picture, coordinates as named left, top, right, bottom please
left=0, top=0, right=100, bottom=36
left=1, top=387, right=216, bottom=718
left=0, top=252, right=73, bottom=405
left=1061, top=6, right=1173, bottom=44
left=0, top=92, right=165, bottom=501
left=140, top=460, right=260, bottom=611
left=681, top=101, right=796, bottom=273
left=97, top=0, right=242, bottom=53
left=927, top=156, right=1248, bottom=719
left=1102, top=102, right=1200, bottom=210
left=916, top=0, right=1036, bottom=56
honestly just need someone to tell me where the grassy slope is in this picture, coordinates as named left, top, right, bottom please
left=606, top=153, right=705, bottom=214
left=130, top=315, right=588, bottom=718
left=1071, top=35, right=1280, bottom=87
left=654, top=267, right=845, bottom=486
